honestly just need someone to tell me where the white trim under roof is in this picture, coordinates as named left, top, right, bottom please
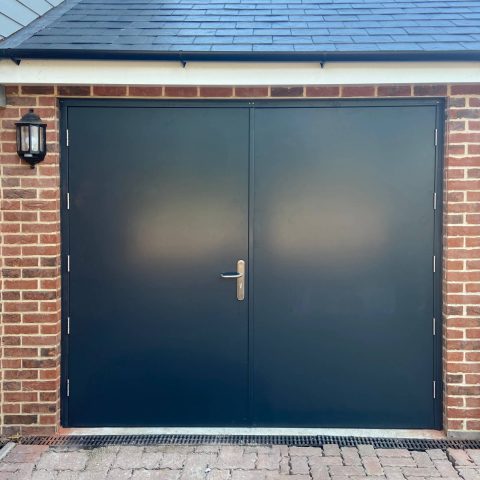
left=0, top=59, right=479, bottom=86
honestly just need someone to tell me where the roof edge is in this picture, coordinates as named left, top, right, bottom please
left=2, top=48, right=480, bottom=63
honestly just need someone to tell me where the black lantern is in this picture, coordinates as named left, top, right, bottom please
left=16, top=109, right=47, bottom=168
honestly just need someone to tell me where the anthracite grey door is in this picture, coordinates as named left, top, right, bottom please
left=63, top=101, right=440, bottom=428
left=66, top=106, right=250, bottom=426
left=252, top=105, right=438, bottom=428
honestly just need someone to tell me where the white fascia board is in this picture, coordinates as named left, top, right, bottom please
left=0, top=59, right=479, bottom=85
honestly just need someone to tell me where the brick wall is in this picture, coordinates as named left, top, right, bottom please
left=1, top=85, right=61, bottom=436
left=0, top=83, right=479, bottom=437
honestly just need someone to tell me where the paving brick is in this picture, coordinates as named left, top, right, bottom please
left=323, top=445, right=341, bottom=457
left=411, top=452, right=433, bottom=468
left=290, top=455, right=309, bottom=475
left=85, top=447, right=117, bottom=472
left=31, top=470, right=57, bottom=480
left=310, top=456, right=343, bottom=467
left=400, top=466, right=440, bottom=477
left=36, top=451, right=88, bottom=471
left=113, top=446, right=145, bottom=469
left=330, top=465, right=366, bottom=476
left=363, top=456, right=384, bottom=476
left=447, top=449, right=475, bottom=466
left=382, top=466, right=406, bottom=480
left=57, top=472, right=81, bottom=480
left=197, top=446, right=220, bottom=454
left=342, top=447, right=362, bottom=465
left=140, top=452, right=162, bottom=470
left=78, top=471, right=107, bottom=480
left=215, top=447, right=256, bottom=470
left=453, top=467, right=480, bottom=480
left=358, top=446, right=377, bottom=458
left=0, top=462, right=35, bottom=478
left=207, top=470, right=231, bottom=480
left=376, top=450, right=411, bottom=458
left=466, top=449, right=480, bottom=465
left=256, top=453, right=280, bottom=470
left=279, top=456, right=289, bottom=474
left=426, top=450, right=447, bottom=461
left=380, top=457, right=416, bottom=467
left=231, top=471, right=266, bottom=480
left=132, top=470, right=181, bottom=480
left=158, top=452, right=187, bottom=470
left=266, top=475, right=309, bottom=480
left=433, top=459, right=460, bottom=477
left=106, top=468, right=133, bottom=479
left=181, top=453, right=216, bottom=478
left=290, top=447, right=322, bottom=457
left=310, top=464, right=331, bottom=480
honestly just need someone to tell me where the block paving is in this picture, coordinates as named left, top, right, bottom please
left=0, top=443, right=479, bottom=479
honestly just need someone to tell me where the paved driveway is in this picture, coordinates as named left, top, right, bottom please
left=0, top=443, right=479, bottom=479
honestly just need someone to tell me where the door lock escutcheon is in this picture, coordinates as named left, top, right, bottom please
left=220, top=260, right=245, bottom=301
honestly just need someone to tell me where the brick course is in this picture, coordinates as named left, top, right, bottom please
left=0, top=83, right=479, bottom=437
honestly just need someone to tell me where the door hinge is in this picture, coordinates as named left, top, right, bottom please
left=66, top=379, right=70, bottom=397
left=66, top=192, right=70, bottom=210
left=67, top=255, right=70, bottom=272
left=433, top=192, right=437, bottom=210
left=434, top=128, right=438, bottom=146
left=433, top=317, right=436, bottom=336
left=433, top=380, right=436, bottom=399
left=67, top=316, right=70, bottom=335
left=66, top=129, right=70, bottom=147
left=433, top=255, right=436, bottom=273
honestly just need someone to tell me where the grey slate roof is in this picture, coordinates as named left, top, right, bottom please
left=1, top=0, right=480, bottom=60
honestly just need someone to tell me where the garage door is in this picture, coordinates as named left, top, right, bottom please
left=61, top=100, right=442, bottom=428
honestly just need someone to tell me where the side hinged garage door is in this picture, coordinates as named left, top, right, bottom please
left=61, top=99, right=443, bottom=429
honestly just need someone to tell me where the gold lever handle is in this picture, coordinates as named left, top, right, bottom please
left=220, top=260, right=245, bottom=301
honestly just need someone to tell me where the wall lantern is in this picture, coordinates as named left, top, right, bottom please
left=16, top=109, right=47, bottom=168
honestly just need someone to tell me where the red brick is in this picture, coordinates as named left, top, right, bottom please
left=305, top=86, right=340, bottom=97
left=92, top=86, right=127, bottom=96
left=377, top=85, right=411, bottom=96
left=57, top=86, right=91, bottom=96
left=129, top=86, right=164, bottom=96
left=414, top=84, right=448, bottom=96
left=451, top=85, right=480, bottom=95
left=4, top=415, right=37, bottom=425
left=341, top=86, right=375, bottom=97
left=164, top=86, right=198, bottom=97
left=235, top=86, right=269, bottom=97
left=199, top=87, right=233, bottom=97
left=271, top=86, right=304, bottom=97
left=21, top=86, right=55, bottom=95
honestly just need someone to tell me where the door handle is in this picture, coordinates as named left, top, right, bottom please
left=220, top=260, right=245, bottom=301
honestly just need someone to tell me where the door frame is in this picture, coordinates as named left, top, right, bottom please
left=59, top=98, right=444, bottom=429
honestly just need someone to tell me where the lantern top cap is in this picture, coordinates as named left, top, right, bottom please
left=16, top=109, right=46, bottom=126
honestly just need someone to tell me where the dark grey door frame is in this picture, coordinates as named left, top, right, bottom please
left=60, top=98, right=444, bottom=429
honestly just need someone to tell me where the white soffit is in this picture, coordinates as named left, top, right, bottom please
left=0, top=59, right=479, bottom=85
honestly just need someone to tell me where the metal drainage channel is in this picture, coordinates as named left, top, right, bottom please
left=19, top=435, right=480, bottom=451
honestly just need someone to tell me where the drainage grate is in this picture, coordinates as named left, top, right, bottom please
left=18, top=434, right=480, bottom=451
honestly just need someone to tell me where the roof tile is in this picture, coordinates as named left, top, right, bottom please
left=2, top=0, right=479, bottom=56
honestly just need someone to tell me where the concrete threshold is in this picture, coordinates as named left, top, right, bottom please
left=59, top=427, right=445, bottom=440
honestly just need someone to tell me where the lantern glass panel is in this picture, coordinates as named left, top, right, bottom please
left=20, top=126, right=30, bottom=151
left=39, top=128, right=45, bottom=152
left=30, top=125, right=39, bottom=153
